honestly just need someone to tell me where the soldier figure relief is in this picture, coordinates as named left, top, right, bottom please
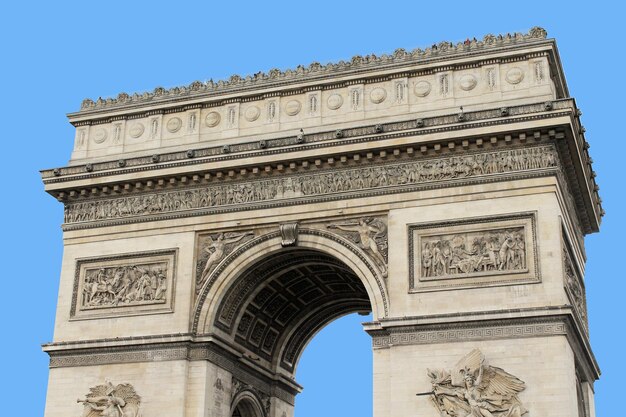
left=421, top=349, right=527, bottom=417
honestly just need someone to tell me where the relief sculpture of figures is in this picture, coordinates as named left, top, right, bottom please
left=77, top=382, right=141, bottom=417
left=328, top=217, right=388, bottom=277
left=422, top=349, right=527, bottom=417
left=563, top=246, right=588, bottom=330
left=64, top=146, right=557, bottom=225
left=421, top=228, right=526, bottom=279
left=81, top=263, right=167, bottom=309
left=197, top=231, right=255, bottom=290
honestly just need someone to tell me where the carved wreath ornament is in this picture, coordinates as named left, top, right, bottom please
left=419, top=349, right=527, bottom=417
left=77, top=382, right=141, bottom=417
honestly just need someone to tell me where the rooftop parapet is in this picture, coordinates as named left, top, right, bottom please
left=73, top=27, right=553, bottom=115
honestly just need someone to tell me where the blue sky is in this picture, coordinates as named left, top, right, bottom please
left=1, top=1, right=624, bottom=416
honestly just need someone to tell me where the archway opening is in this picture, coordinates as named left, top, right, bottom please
left=294, top=312, right=373, bottom=417
left=231, top=396, right=263, bottom=417
left=206, top=243, right=381, bottom=417
left=213, top=248, right=374, bottom=375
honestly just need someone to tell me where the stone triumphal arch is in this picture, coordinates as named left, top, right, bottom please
left=42, top=27, right=601, bottom=417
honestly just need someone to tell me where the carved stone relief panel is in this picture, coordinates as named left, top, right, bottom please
left=77, top=381, right=141, bottom=417
left=71, top=249, right=177, bottom=319
left=75, top=128, right=87, bottom=150
left=409, top=213, right=539, bottom=292
left=424, top=349, right=527, bottom=417
left=212, top=377, right=226, bottom=417
left=195, top=230, right=256, bottom=294
left=562, top=236, right=588, bottom=334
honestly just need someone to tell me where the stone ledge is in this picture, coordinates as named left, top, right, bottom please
left=365, top=309, right=598, bottom=383
left=44, top=99, right=573, bottom=181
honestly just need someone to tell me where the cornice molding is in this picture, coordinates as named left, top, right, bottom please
left=43, top=100, right=602, bottom=234
left=44, top=99, right=571, bottom=182
left=44, top=309, right=597, bottom=383
left=366, top=311, right=599, bottom=383
left=73, top=28, right=549, bottom=116
left=46, top=339, right=299, bottom=404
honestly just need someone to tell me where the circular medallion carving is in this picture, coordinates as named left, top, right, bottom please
left=129, top=123, right=144, bottom=138
left=505, top=67, right=524, bottom=85
left=285, top=100, right=302, bottom=116
left=459, top=74, right=477, bottom=91
left=205, top=111, right=221, bottom=127
left=93, top=128, right=107, bottom=144
left=244, top=106, right=260, bottom=122
left=414, top=81, right=432, bottom=97
left=327, top=94, right=343, bottom=110
left=369, top=88, right=387, bottom=104
left=166, top=117, right=182, bottom=133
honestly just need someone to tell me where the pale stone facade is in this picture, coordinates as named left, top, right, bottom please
left=42, top=27, right=601, bottom=417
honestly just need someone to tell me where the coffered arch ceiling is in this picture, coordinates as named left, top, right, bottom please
left=213, top=248, right=372, bottom=373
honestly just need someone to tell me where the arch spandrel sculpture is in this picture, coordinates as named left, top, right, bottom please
left=41, top=27, right=602, bottom=417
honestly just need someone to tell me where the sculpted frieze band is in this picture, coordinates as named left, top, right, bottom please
left=63, top=145, right=558, bottom=227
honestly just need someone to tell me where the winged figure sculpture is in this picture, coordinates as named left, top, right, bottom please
left=426, top=349, right=527, bottom=417
left=77, top=382, right=141, bottom=417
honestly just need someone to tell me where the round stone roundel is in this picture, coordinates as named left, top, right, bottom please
left=459, top=74, right=477, bottom=91
left=285, top=100, right=302, bottom=116
left=93, top=128, right=108, bottom=144
left=505, top=67, right=524, bottom=85
left=128, top=123, right=144, bottom=138
left=205, top=111, right=221, bottom=127
left=166, top=117, right=182, bottom=133
left=244, top=106, right=261, bottom=122
left=327, top=94, right=344, bottom=110
left=414, top=81, right=431, bottom=97
left=370, top=88, right=387, bottom=104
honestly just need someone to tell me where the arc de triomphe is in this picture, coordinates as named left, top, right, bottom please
left=41, top=27, right=601, bottom=417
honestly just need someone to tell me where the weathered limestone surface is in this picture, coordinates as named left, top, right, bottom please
left=42, top=28, right=601, bottom=417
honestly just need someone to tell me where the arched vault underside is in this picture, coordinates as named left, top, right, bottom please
left=196, top=233, right=379, bottom=374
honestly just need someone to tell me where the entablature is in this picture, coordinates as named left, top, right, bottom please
left=43, top=99, right=602, bottom=234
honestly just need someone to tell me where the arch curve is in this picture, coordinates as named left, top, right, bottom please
left=231, top=390, right=267, bottom=417
left=192, top=227, right=388, bottom=374
left=193, top=228, right=389, bottom=335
